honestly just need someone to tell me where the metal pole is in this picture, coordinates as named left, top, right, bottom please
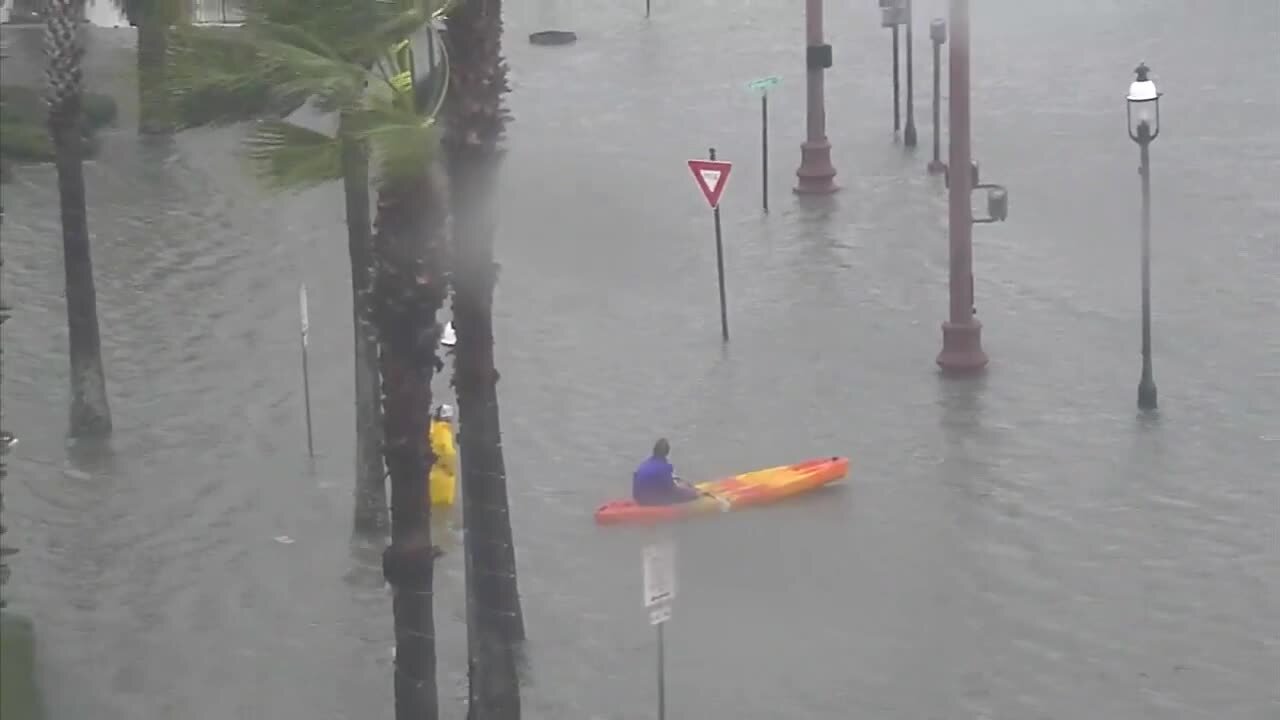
left=427, top=28, right=437, bottom=75
left=948, top=1, right=971, bottom=328
left=1138, top=138, right=1157, bottom=410
left=761, top=93, right=769, bottom=214
left=794, top=0, right=837, bottom=193
left=892, top=25, right=901, bottom=133
left=928, top=28, right=944, bottom=173
left=646, top=0, right=650, bottom=18
left=904, top=0, right=918, bottom=147
left=299, top=283, right=314, bottom=456
left=657, top=622, right=666, bottom=720
left=710, top=147, right=730, bottom=342
left=301, top=341, right=313, bottom=456
left=935, top=0, right=986, bottom=372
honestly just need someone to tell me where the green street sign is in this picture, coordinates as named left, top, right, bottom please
left=746, top=75, right=781, bottom=93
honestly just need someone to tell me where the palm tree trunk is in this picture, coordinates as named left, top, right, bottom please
left=444, top=0, right=523, bottom=716
left=1, top=201, right=13, bottom=608
left=341, top=131, right=387, bottom=536
left=449, top=154, right=521, bottom=720
left=47, top=0, right=113, bottom=438
left=137, top=13, right=172, bottom=134
left=374, top=165, right=449, bottom=720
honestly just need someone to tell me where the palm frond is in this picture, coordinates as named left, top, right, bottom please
left=243, top=31, right=366, bottom=108
left=165, top=25, right=293, bottom=127
left=243, top=118, right=344, bottom=190
left=167, top=22, right=367, bottom=122
left=351, top=92, right=441, bottom=185
left=349, top=0, right=452, bottom=66
left=163, top=0, right=453, bottom=192
left=251, top=19, right=343, bottom=63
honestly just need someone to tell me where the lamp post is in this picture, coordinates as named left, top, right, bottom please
left=903, top=0, right=917, bottom=147
left=795, top=0, right=837, bottom=194
left=936, top=0, right=1007, bottom=374
left=927, top=18, right=946, bottom=173
left=879, top=0, right=906, bottom=134
left=1128, top=62, right=1161, bottom=411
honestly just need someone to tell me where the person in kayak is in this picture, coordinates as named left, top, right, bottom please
left=427, top=404, right=458, bottom=507
left=632, top=438, right=701, bottom=506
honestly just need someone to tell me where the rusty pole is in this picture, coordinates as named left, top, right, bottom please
left=936, top=0, right=987, bottom=373
left=794, top=0, right=837, bottom=194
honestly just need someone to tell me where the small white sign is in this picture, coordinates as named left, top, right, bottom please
left=649, top=603, right=672, bottom=626
left=299, top=283, right=310, bottom=341
left=643, top=542, right=676, bottom=608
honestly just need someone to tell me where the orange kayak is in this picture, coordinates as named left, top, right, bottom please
left=593, top=456, right=849, bottom=526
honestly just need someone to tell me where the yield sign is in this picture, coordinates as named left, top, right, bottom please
left=687, top=159, right=733, bottom=209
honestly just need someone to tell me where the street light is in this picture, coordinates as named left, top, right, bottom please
left=927, top=17, right=946, bottom=173
left=902, top=0, right=917, bottom=147
left=1127, top=62, right=1161, bottom=410
left=880, top=0, right=907, bottom=135
left=936, top=0, right=1008, bottom=374
left=795, top=0, right=838, bottom=194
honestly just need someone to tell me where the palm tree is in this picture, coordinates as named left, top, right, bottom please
left=166, top=0, right=440, bottom=535
left=1, top=51, right=11, bottom=607
left=442, top=0, right=522, bottom=715
left=167, top=3, right=452, bottom=716
left=46, top=0, right=113, bottom=438
left=1, top=198, right=13, bottom=609
left=116, top=0, right=186, bottom=134
left=342, top=126, right=386, bottom=537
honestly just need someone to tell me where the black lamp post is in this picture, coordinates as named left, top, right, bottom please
left=927, top=17, right=946, bottom=173
left=879, top=0, right=907, bottom=135
left=903, top=0, right=917, bottom=147
left=1127, top=62, right=1161, bottom=411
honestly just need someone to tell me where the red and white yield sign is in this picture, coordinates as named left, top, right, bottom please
left=687, top=158, right=733, bottom=209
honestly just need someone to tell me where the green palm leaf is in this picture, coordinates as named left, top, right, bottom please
left=244, top=118, right=343, bottom=190
left=243, top=33, right=366, bottom=108
left=165, top=25, right=296, bottom=126
left=352, top=94, right=441, bottom=186
left=355, top=0, right=452, bottom=64
left=165, top=0, right=451, bottom=192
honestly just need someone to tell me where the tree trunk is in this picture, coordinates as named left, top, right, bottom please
left=1, top=201, right=13, bottom=608
left=341, top=132, right=387, bottom=536
left=444, top=1, right=523, bottom=716
left=374, top=165, right=449, bottom=720
left=137, top=14, right=171, bottom=134
left=450, top=151, right=521, bottom=720
left=46, top=0, right=113, bottom=438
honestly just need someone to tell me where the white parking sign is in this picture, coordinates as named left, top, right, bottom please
left=643, top=542, right=676, bottom=608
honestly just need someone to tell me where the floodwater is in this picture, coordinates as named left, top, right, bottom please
left=2, top=1, right=1278, bottom=718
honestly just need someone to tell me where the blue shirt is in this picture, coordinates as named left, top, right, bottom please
left=633, top=456, right=696, bottom=505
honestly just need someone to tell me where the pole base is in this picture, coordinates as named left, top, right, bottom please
left=1137, top=378, right=1158, bottom=410
left=904, top=123, right=918, bottom=148
left=937, top=320, right=988, bottom=374
left=794, top=139, right=838, bottom=195
left=927, top=159, right=946, bottom=175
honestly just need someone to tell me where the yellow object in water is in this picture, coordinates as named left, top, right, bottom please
left=428, top=419, right=457, bottom=506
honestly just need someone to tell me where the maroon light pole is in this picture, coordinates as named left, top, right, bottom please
left=794, top=0, right=837, bottom=194
left=936, top=0, right=1006, bottom=373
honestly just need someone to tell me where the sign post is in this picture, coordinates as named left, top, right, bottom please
left=299, top=283, right=314, bottom=457
left=686, top=150, right=733, bottom=342
left=644, top=542, right=676, bottom=720
left=746, top=76, right=780, bottom=214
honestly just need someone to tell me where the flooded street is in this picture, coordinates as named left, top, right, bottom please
left=2, top=0, right=1278, bottom=718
